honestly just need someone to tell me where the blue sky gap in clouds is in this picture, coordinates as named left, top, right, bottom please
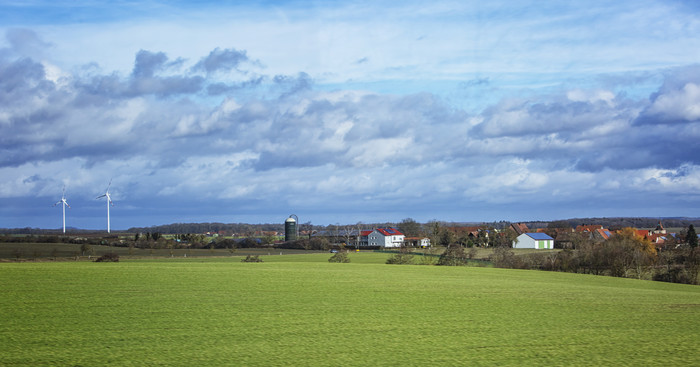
left=0, top=0, right=699, bottom=230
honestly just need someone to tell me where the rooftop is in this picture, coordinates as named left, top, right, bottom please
left=524, top=232, right=554, bottom=240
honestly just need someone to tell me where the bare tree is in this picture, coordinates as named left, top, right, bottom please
left=398, top=218, right=421, bottom=237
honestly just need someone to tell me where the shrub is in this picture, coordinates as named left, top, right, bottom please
left=94, top=253, right=120, bottom=262
left=386, top=247, right=414, bottom=265
left=241, top=255, right=263, bottom=263
left=417, top=254, right=437, bottom=265
left=436, top=244, right=469, bottom=266
left=652, top=267, right=696, bottom=284
left=386, top=253, right=414, bottom=265
left=80, top=243, right=94, bottom=256
left=328, top=252, right=350, bottom=263
left=238, top=238, right=260, bottom=248
left=490, top=247, right=525, bottom=269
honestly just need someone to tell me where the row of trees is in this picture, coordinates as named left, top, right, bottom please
left=544, top=217, right=700, bottom=230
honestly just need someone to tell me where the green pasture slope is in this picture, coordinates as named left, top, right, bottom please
left=1, top=253, right=699, bottom=366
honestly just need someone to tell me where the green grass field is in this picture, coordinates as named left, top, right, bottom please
left=0, top=242, right=330, bottom=260
left=1, top=253, right=699, bottom=366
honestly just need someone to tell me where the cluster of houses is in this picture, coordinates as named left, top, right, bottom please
left=311, top=227, right=424, bottom=248
left=508, top=221, right=682, bottom=249
left=309, top=225, right=555, bottom=249
left=204, top=220, right=691, bottom=250
left=314, top=221, right=684, bottom=250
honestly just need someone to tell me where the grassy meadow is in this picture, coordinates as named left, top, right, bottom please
left=0, top=241, right=328, bottom=260
left=1, top=252, right=699, bottom=366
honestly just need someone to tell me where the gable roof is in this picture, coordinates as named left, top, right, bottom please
left=595, top=228, right=612, bottom=240
left=523, top=233, right=554, bottom=240
left=445, top=226, right=481, bottom=233
left=376, top=228, right=404, bottom=236
left=576, top=225, right=603, bottom=232
left=511, top=223, right=530, bottom=235
left=636, top=229, right=650, bottom=238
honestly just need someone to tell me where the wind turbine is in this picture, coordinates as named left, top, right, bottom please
left=96, top=180, right=114, bottom=233
left=53, top=186, right=70, bottom=233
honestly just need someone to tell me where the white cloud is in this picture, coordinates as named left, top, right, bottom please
left=646, top=82, right=700, bottom=122
left=566, top=89, right=616, bottom=106
left=2, top=2, right=700, bottom=228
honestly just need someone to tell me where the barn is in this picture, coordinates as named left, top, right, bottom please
left=513, top=233, right=554, bottom=249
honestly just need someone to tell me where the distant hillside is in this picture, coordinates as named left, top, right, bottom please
left=3, top=217, right=698, bottom=235
left=526, top=217, right=700, bottom=230
left=125, top=222, right=284, bottom=235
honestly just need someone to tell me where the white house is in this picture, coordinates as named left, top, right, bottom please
left=367, top=228, right=405, bottom=248
left=513, top=233, right=554, bottom=249
left=404, top=237, right=431, bottom=248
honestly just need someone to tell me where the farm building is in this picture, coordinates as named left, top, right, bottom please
left=513, top=233, right=554, bottom=249
left=404, top=237, right=431, bottom=248
left=366, top=228, right=405, bottom=248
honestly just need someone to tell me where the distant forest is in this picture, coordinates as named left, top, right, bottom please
left=3, top=217, right=698, bottom=235
left=119, top=217, right=700, bottom=236
left=125, top=217, right=700, bottom=234
left=524, top=217, right=700, bottom=230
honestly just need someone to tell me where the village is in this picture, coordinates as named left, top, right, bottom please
left=193, top=216, right=694, bottom=251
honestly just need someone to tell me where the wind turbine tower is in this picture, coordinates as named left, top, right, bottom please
left=96, top=180, right=114, bottom=233
left=53, top=187, right=70, bottom=233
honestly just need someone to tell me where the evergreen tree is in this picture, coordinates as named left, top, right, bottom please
left=688, top=225, right=698, bottom=249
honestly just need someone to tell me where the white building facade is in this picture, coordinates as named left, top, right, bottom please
left=367, top=228, right=405, bottom=248
left=513, top=233, right=554, bottom=249
left=404, top=237, right=431, bottom=248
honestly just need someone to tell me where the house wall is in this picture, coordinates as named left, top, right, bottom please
left=513, top=234, right=553, bottom=249
left=368, top=233, right=382, bottom=247
left=514, top=234, right=536, bottom=249
left=389, top=235, right=404, bottom=247
left=368, top=231, right=404, bottom=247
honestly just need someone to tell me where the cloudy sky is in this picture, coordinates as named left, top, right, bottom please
left=1, top=0, right=700, bottom=230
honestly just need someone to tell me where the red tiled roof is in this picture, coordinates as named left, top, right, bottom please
left=647, top=233, right=667, bottom=243
left=376, top=228, right=404, bottom=236
left=636, top=229, right=650, bottom=238
left=595, top=228, right=612, bottom=240
left=511, top=223, right=530, bottom=234
left=576, top=225, right=603, bottom=232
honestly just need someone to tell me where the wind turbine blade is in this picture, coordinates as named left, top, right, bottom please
left=64, top=200, right=70, bottom=208
left=97, top=194, right=106, bottom=199
left=53, top=201, right=61, bottom=206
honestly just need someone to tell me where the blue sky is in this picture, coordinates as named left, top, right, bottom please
left=1, top=0, right=699, bottom=230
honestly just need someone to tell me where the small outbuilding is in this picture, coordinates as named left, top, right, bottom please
left=513, top=233, right=554, bottom=249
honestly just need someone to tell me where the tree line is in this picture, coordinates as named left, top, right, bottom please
left=489, top=226, right=700, bottom=285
